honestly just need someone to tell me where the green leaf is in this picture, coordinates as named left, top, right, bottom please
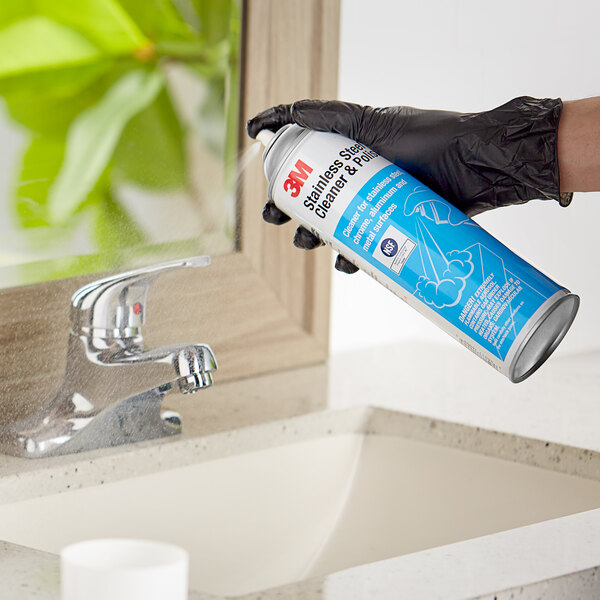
left=92, top=192, right=146, bottom=252
left=1, top=60, right=141, bottom=136
left=118, top=0, right=196, bottom=43
left=1, top=62, right=120, bottom=136
left=112, top=86, right=186, bottom=190
left=0, top=1, right=36, bottom=27
left=157, top=38, right=228, bottom=77
left=0, top=60, right=113, bottom=100
left=13, top=134, right=109, bottom=231
left=192, top=0, right=234, bottom=45
left=0, top=16, right=103, bottom=79
left=14, top=135, right=65, bottom=228
left=35, top=0, right=149, bottom=55
left=47, top=68, right=164, bottom=224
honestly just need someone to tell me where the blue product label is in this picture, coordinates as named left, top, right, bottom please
left=333, top=164, right=563, bottom=360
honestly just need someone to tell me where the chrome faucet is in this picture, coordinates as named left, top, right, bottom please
left=0, top=257, right=217, bottom=458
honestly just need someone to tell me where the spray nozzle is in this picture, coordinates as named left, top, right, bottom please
left=256, top=129, right=276, bottom=147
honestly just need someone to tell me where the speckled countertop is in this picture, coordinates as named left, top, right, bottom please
left=0, top=342, right=599, bottom=599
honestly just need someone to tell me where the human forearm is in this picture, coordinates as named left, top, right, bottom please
left=558, top=97, right=600, bottom=192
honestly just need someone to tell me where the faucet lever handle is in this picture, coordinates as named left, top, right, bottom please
left=70, top=256, right=210, bottom=337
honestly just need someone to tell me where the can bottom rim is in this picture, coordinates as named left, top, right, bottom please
left=509, top=292, right=580, bottom=383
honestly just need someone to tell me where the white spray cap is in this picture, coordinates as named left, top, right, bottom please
left=256, top=129, right=276, bottom=147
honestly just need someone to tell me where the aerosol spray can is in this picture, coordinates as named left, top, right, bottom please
left=257, top=125, right=579, bottom=382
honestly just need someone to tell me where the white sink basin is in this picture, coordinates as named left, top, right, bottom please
left=1, top=411, right=600, bottom=597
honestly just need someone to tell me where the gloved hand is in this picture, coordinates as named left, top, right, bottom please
left=247, top=96, right=572, bottom=274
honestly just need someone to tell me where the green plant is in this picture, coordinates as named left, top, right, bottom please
left=0, top=0, right=240, bottom=284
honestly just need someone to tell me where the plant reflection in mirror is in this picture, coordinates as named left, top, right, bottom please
left=0, top=0, right=240, bottom=287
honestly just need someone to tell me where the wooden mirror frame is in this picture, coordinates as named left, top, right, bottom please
left=0, top=0, right=340, bottom=420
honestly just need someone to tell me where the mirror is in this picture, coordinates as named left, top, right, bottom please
left=0, top=0, right=241, bottom=289
left=0, top=0, right=339, bottom=423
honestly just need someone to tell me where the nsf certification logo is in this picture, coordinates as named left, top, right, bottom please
left=380, top=238, right=398, bottom=258
left=372, top=226, right=416, bottom=275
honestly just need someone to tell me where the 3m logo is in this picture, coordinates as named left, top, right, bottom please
left=283, top=159, right=313, bottom=197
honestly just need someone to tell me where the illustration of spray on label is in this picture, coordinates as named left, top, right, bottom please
left=258, top=125, right=579, bottom=382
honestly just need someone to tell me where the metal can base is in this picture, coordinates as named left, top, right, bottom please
left=509, top=292, right=580, bottom=383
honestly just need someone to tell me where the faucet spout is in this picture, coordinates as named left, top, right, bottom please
left=73, top=334, right=217, bottom=405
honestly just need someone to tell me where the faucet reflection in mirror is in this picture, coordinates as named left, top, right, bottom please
left=0, top=257, right=217, bottom=458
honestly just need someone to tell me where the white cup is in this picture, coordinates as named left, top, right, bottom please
left=61, top=538, right=189, bottom=600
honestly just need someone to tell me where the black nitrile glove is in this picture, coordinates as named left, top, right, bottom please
left=247, top=96, right=572, bottom=274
